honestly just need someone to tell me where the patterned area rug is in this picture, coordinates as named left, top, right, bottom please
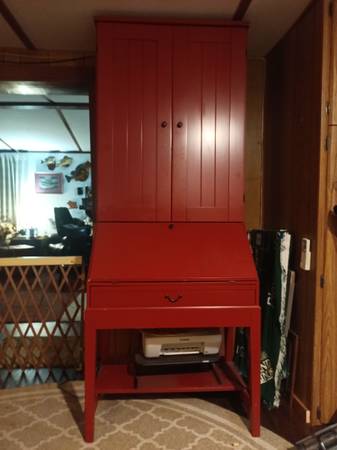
left=0, top=382, right=292, bottom=449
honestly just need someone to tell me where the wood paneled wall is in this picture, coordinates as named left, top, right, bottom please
left=319, top=0, right=337, bottom=423
left=0, top=48, right=94, bottom=92
left=245, top=59, right=265, bottom=229
left=263, top=0, right=325, bottom=412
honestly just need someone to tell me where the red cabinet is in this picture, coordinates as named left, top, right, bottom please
left=88, top=223, right=258, bottom=308
left=86, top=19, right=260, bottom=443
left=95, top=22, right=247, bottom=222
left=85, top=222, right=260, bottom=441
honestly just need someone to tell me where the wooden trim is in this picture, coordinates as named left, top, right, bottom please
left=0, top=0, right=36, bottom=49
left=0, top=102, right=89, bottom=110
left=0, top=137, right=15, bottom=150
left=55, top=108, right=83, bottom=151
left=0, top=256, right=82, bottom=266
left=288, top=329, right=299, bottom=410
left=319, top=126, right=337, bottom=421
left=0, top=48, right=94, bottom=94
left=232, top=0, right=253, bottom=21
left=311, top=0, right=333, bottom=427
left=0, top=47, right=93, bottom=66
left=320, top=0, right=337, bottom=424
left=0, top=150, right=91, bottom=154
left=329, top=0, right=337, bottom=125
left=94, top=16, right=249, bottom=28
left=0, top=67, right=94, bottom=91
left=44, top=96, right=83, bottom=152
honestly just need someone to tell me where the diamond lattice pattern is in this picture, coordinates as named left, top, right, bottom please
left=0, top=262, right=85, bottom=388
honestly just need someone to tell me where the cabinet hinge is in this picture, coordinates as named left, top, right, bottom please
left=317, top=406, right=322, bottom=421
left=325, top=135, right=330, bottom=151
left=329, top=1, right=333, bottom=17
left=326, top=101, right=331, bottom=115
left=320, top=275, right=325, bottom=288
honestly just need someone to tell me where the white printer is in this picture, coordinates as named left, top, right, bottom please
left=142, top=328, right=222, bottom=358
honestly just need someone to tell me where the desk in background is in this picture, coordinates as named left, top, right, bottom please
left=0, top=236, right=51, bottom=257
left=0, top=244, right=35, bottom=257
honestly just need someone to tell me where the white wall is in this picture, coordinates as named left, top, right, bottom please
left=16, top=152, right=91, bottom=236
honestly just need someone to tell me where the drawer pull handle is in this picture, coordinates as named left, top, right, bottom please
left=164, top=295, right=182, bottom=303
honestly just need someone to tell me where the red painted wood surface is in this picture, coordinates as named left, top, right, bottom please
left=84, top=306, right=261, bottom=440
left=172, top=27, right=232, bottom=221
left=88, top=222, right=257, bottom=284
left=229, top=28, right=247, bottom=221
left=172, top=26, right=247, bottom=221
left=95, top=22, right=247, bottom=222
left=90, top=282, right=256, bottom=308
left=86, top=20, right=259, bottom=443
left=96, top=363, right=239, bottom=394
left=85, top=306, right=260, bottom=329
left=95, top=23, right=172, bottom=221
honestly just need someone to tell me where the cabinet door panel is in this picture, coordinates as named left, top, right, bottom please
left=96, top=24, right=172, bottom=221
left=172, top=27, right=246, bottom=222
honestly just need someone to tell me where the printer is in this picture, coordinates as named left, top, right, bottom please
left=142, top=328, right=222, bottom=358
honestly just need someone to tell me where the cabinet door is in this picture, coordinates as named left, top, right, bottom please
left=95, top=23, right=172, bottom=221
left=172, top=27, right=247, bottom=222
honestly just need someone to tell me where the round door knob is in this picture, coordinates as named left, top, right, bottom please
left=161, top=121, right=168, bottom=128
left=177, top=122, right=183, bottom=128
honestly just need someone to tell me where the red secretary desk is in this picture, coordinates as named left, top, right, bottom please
left=85, top=17, right=260, bottom=443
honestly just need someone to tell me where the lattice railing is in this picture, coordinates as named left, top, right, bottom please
left=0, top=256, right=85, bottom=388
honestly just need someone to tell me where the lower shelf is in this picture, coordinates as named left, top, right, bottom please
left=96, top=360, right=246, bottom=394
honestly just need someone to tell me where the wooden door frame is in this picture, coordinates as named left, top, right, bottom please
left=312, top=0, right=337, bottom=425
left=311, top=0, right=335, bottom=426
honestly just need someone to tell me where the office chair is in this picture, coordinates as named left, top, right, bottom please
left=50, top=208, right=91, bottom=260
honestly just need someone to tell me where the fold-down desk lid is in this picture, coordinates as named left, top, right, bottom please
left=88, top=223, right=257, bottom=283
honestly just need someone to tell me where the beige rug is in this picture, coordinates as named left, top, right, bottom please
left=0, top=382, right=292, bottom=449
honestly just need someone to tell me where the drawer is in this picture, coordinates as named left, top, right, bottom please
left=89, top=282, right=257, bottom=308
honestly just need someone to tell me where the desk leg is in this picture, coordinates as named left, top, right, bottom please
left=248, top=313, right=261, bottom=437
left=84, top=318, right=97, bottom=443
left=226, top=328, right=236, bottom=361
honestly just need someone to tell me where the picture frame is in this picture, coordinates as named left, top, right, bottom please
left=35, top=173, right=63, bottom=194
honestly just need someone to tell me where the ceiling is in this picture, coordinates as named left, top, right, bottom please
left=0, top=0, right=312, bottom=57
left=0, top=0, right=312, bottom=153
left=0, top=94, right=90, bottom=152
